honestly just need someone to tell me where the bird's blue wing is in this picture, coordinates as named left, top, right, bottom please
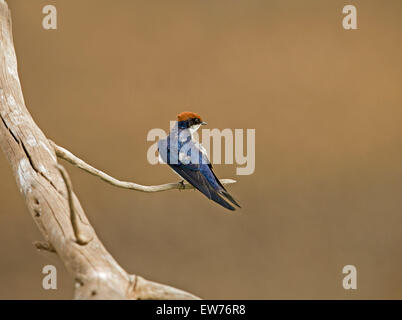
left=170, top=163, right=236, bottom=211
left=159, top=135, right=240, bottom=211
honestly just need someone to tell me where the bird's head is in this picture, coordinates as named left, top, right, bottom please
left=177, top=111, right=207, bottom=133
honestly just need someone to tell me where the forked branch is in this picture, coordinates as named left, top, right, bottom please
left=0, top=0, right=201, bottom=300
left=56, top=164, right=92, bottom=245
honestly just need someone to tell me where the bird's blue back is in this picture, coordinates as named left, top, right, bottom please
left=158, top=124, right=239, bottom=211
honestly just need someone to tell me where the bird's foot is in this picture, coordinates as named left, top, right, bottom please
left=178, top=180, right=185, bottom=191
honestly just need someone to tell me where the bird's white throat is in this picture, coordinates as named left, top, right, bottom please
left=189, top=124, right=201, bottom=135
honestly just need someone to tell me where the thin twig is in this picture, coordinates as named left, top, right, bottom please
left=50, top=140, right=237, bottom=192
left=56, top=164, right=92, bottom=245
left=33, top=241, right=56, bottom=253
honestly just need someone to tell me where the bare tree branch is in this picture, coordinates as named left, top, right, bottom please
left=50, top=140, right=237, bottom=192
left=56, top=164, right=92, bottom=245
left=0, top=0, right=199, bottom=300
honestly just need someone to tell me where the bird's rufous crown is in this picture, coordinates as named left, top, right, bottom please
left=177, top=111, right=202, bottom=122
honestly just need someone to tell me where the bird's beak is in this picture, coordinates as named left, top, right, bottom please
left=201, top=121, right=207, bottom=125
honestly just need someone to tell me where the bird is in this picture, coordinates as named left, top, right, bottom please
left=158, top=111, right=241, bottom=211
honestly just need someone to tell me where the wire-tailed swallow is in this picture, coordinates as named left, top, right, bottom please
left=158, top=111, right=240, bottom=211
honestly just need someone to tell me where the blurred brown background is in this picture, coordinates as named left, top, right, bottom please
left=0, top=0, right=402, bottom=299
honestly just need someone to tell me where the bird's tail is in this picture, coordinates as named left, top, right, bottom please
left=210, top=191, right=236, bottom=211
left=219, top=190, right=241, bottom=209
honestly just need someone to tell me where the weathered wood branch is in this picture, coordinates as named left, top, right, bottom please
left=0, top=0, right=199, bottom=300
left=51, top=141, right=237, bottom=192
left=56, top=164, right=92, bottom=245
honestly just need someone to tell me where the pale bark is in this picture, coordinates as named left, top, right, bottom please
left=0, top=0, right=200, bottom=300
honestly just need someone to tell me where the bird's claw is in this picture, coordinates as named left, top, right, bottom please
left=178, top=180, right=185, bottom=191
